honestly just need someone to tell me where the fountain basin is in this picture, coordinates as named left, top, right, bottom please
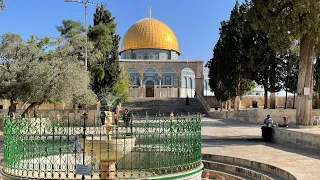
left=81, top=136, right=136, bottom=161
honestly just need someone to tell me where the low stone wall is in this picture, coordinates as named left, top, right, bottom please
left=204, top=96, right=296, bottom=109
left=272, top=128, right=320, bottom=152
left=209, top=109, right=320, bottom=125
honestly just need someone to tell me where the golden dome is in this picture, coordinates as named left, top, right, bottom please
left=120, top=18, right=179, bottom=54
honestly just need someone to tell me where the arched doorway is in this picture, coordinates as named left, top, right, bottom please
left=146, top=81, right=155, bottom=97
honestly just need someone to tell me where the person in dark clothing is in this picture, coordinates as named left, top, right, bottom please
left=186, top=96, right=190, bottom=105
left=123, top=109, right=131, bottom=127
left=100, top=109, right=106, bottom=125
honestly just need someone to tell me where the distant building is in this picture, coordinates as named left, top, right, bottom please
left=245, top=86, right=265, bottom=96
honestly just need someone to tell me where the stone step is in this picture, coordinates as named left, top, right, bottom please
left=203, top=160, right=278, bottom=180
left=122, top=98, right=207, bottom=115
left=204, top=169, right=247, bottom=180
left=202, top=154, right=295, bottom=180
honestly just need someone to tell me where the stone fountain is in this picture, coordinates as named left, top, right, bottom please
left=82, top=95, right=136, bottom=179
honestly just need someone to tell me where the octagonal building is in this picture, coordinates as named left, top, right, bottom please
left=119, top=11, right=213, bottom=98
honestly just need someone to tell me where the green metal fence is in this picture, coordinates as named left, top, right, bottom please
left=2, top=112, right=202, bottom=179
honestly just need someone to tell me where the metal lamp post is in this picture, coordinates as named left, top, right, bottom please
left=64, top=0, right=102, bottom=71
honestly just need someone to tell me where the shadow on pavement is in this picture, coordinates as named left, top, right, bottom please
left=201, top=118, right=261, bottom=128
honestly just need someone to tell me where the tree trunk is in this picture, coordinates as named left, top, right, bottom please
left=21, top=102, right=42, bottom=118
left=8, top=99, right=17, bottom=118
left=270, top=92, right=276, bottom=109
left=293, top=92, right=296, bottom=109
left=264, top=88, right=268, bottom=109
left=284, top=91, right=288, bottom=109
left=316, top=92, right=320, bottom=109
left=220, top=101, right=223, bottom=112
left=315, top=92, right=319, bottom=109
left=296, top=33, right=315, bottom=125
left=234, top=96, right=241, bottom=111
left=314, top=93, right=318, bottom=109
left=227, top=99, right=231, bottom=110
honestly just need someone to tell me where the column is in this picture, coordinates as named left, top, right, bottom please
left=139, top=76, right=143, bottom=98
left=176, top=76, right=180, bottom=97
left=158, top=76, right=162, bottom=98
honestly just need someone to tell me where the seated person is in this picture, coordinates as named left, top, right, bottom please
left=263, top=114, right=273, bottom=126
left=278, top=116, right=290, bottom=127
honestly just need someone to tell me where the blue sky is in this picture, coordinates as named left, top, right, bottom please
left=0, top=0, right=244, bottom=64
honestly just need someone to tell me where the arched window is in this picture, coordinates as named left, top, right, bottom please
left=129, top=76, right=135, bottom=85
left=166, top=77, right=171, bottom=85
left=184, top=77, right=188, bottom=88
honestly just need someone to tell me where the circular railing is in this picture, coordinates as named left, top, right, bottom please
left=2, top=112, right=202, bottom=179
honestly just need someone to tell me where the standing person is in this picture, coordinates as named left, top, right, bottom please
left=100, top=107, right=106, bottom=125
left=8, top=99, right=17, bottom=119
left=114, top=105, right=119, bottom=125
left=186, top=95, right=190, bottom=105
left=123, top=109, right=130, bottom=128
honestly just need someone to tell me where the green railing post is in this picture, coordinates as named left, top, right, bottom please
left=170, top=112, right=174, bottom=173
left=130, top=113, right=133, bottom=135
left=1, top=111, right=202, bottom=179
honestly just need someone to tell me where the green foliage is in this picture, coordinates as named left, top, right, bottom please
left=0, top=0, right=4, bottom=10
left=236, top=1, right=284, bottom=94
left=88, top=5, right=120, bottom=99
left=112, top=72, right=130, bottom=104
left=56, top=20, right=103, bottom=69
left=207, top=39, right=233, bottom=101
left=249, top=0, right=320, bottom=124
left=0, top=33, right=97, bottom=116
left=56, top=20, right=85, bottom=39
left=240, top=80, right=256, bottom=96
left=283, top=52, right=299, bottom=94
left=314, top=58, right=320, bottom=94
left=88, top=23, right=113, bottom=56
left=56, top=5, right=120, bottom=101
left=249, top=0, right=320, bottom=54
left=207, top=2, right=256, bottom=101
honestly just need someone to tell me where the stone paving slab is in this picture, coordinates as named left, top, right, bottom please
left=202, top=117, right=320, bottom=180
left=202, top=117, right=262, bottom=140
left=287, top=127, right=320, bottom=135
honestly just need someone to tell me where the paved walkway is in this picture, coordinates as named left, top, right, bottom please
left=202, top=117, right=320, bottom=180
left=202, top=118, right=262, bottom=140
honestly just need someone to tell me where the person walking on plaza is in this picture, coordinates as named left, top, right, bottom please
left=123, top=109, right=131, bottom=128
left=186, top=95, right=190, bottom=105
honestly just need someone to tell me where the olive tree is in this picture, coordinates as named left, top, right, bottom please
left=0, top=33, right=97, bottom=117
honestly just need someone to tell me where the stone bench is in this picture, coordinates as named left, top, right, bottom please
left=272, top=127, right=320, bottom=152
